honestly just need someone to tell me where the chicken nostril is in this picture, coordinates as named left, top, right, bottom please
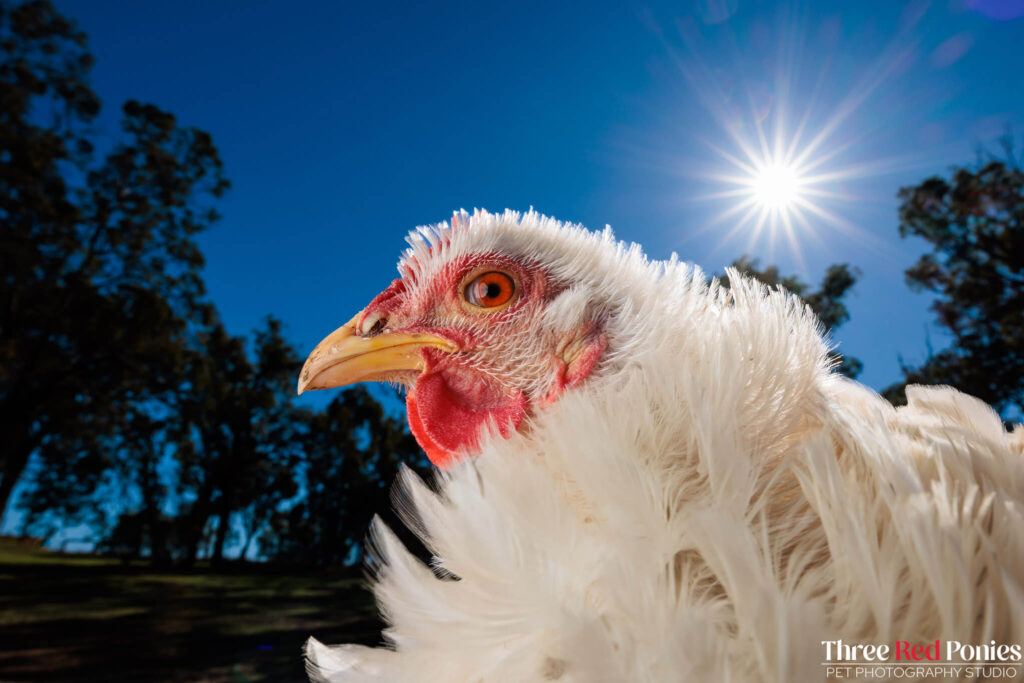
left=360, top=313, right=387, bottom=337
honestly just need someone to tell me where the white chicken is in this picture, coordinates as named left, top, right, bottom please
left=298, top=209, right=1024, bottom=683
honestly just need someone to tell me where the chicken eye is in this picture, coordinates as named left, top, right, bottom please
left=464, top=271, right=516, bottom=309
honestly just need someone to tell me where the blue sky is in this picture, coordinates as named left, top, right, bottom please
left=57, top=0, right=1024, bottom=399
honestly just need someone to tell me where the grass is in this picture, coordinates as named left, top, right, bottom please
left=0, top=538, right=383, bottom=682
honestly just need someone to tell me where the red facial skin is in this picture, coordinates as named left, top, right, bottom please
left=407, top=350, right=527, bottom=468
left=357, top=253, right=603, bottom=468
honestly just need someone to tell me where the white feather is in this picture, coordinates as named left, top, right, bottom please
left=307, top=210, right=1024, bottom=683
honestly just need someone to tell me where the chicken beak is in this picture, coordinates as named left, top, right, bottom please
left=297, top=311, right=457, bottom=395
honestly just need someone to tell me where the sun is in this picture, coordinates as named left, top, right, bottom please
left=645, top=0, right=913, bottom=265
left=751, top=162, right=803, bottom=210
left=697, top=129, right=867, bottom=266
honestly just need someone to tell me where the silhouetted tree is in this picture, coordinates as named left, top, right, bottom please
left=0, top=0, right=228, bottom=524
left=262, top=387, right=428, bottom=567
left=175, top=316, right=302, bottom=565
left=97, top=404, right=196, bottom=565
left=882, top=155, right=1023, bottom=419
left=719, top=258, right=863, bottom=378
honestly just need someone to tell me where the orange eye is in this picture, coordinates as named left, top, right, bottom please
left=464, top=271, right=516, bottom=309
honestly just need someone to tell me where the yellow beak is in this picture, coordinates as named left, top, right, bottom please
left=297, top=311, right=457, bottom=395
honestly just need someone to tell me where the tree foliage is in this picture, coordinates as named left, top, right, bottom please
left=0, top=0, right=227, bottom=522
left=884, top=157, right=1023, bottom=418
left=719, top=258, right=863, bottom=379
left=261, top=387, right=429, bottom=567
left=174, top=315, right=304, bottom=565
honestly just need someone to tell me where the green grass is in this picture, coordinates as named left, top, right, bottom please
left=0, top=538, right=383, bottom=682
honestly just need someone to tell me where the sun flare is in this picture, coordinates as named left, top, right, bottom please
left=751, top=162, right=803, bottom=210
left=697, top=126, right=871, bottom=267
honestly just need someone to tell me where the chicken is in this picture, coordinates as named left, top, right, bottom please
left=298, top=209, right=1024, bottom=683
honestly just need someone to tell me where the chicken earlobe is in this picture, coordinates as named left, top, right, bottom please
left=542, top=324, right=607, bottom=406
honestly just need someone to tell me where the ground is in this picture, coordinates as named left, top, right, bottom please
left=0, top=538, right=382, bottom=682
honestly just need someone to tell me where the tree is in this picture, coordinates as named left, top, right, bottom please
left=0, top=0, right=228, bottom=524
left=174, top=316, right=302, bottom=565
left=883, top=155, right=1023, bottom=419
left=719, top=258, right=863, bottom=378
left=262, top=387, right=428, bottom=567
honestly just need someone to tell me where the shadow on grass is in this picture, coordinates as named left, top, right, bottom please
left=0, top=544, right=384, bottom=682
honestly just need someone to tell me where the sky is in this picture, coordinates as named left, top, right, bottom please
left=55, top=0, right=1024, bottom=400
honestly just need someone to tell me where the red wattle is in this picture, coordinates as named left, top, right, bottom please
left=406, top=369, right=525, bottom=468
